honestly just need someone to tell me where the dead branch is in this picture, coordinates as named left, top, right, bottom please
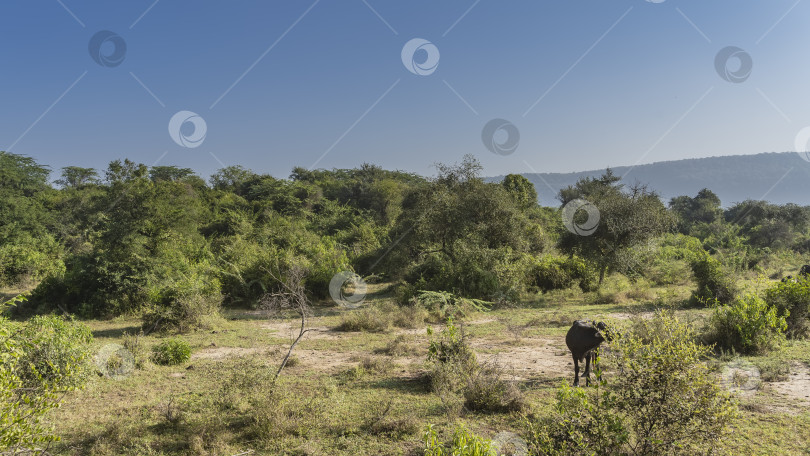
left=258, top=265, right=312, bottom=383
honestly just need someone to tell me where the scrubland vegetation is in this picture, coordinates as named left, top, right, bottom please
left=2, top=150, right=810, bottom=454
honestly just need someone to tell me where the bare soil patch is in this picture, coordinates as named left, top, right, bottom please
left=769, top=362, right=810, bottom=407
left=259, top=321, right=342, bottom=340
left=191, top=346, right=268, bottom=360
left=472, top=337, right=570, bottom=381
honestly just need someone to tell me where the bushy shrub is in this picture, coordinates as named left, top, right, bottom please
left=32, top=238, right=222, bottom=321
left=1, top=296, right=94, bottom=453
left=334, top=306, right=391, bottom=333
left=15, top=314, right=94, bottom=390
left=405, top=247, right=502, bottom=300
left=526, top=382, right=626, bottom=455
left=141, top=260, right=223, bottom=333
left=414, top=290, right=492, bottom=322
left=394, top=281, right=418, bottom=305
left=151, top=338, right=192, bottom=365
left=423, top=424, right=497, bottom=456
left=764, top=276, right=810, bottom=338
left=425, top=319, right=522, bottom=414
left=640, top=234, right=702, bottom=286
left=403, top=246, right=535, bottom=303
left=463, top=363, right=525, bottom=413
left=216, top=219, right=350, bottom=306
left=531, top=255, right=596, bottom=293
left=690, top=251, right=736, bottom=305
left=0, top=232, right=64, bottom=287
left=426, top=318, right=478, bottom=396
left=708, top=293, right=787, bottom=354
left=215, top=358, right=332, bottom=442
left=528, top=311, right=738, bottom=455
left=389, top=302, right=429, bottom=329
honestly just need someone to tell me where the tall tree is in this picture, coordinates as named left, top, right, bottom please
left=558, top=171, right=673, bottom=285
left=55, top=166, right=99, bottom=188
left=502, top=174, right=538, bottom=209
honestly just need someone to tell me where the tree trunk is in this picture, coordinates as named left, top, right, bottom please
left=598, top=264, right=607, bottom=287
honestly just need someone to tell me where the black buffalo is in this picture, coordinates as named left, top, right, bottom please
left=565, top=320, right=609, bottom=387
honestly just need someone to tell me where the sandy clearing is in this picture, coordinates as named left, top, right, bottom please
left=191, top=346, right=270, bottom=360
left=769, top=362, right=810, bottom=407
left=473, top=337, right=571, bottom=381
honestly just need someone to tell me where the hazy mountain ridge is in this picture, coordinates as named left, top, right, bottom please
left=489, top=152, right=810, bottom=207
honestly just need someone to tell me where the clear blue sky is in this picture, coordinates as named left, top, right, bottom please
left=1, top=0, right=808, bottom=181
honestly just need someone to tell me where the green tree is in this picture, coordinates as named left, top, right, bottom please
left=669, top=188, right=722, bottom=233
left=501, top=173, right=538, bottom=209
left=0, top=152, right=61, bottom=285
left=558, top=170, right=673, bottom=286
left=385, top=155, right=542, bottom=298
left=149, top=165, right=196, bottom=182
left=33, top=159, right=219, bottom=319
left=55, top=166, right=99, bottom=189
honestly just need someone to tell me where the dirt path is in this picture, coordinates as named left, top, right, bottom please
left=472, top=337, right=570, bottom=381
left=194, top=318, right=574, bottom=382
left=769, top=362, right=810, bottom=407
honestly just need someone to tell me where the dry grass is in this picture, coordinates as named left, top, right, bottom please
left=25, top=276, right=810, bottom=455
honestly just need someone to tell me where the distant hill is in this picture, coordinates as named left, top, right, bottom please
left=489, top=152, right=810, bottom=207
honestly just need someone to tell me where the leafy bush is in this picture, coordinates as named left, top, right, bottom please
left=638, top=234, right=702, bottom=286
left=1, top=296, right=94, bottom=453
left=0, top=231, right=64, bottom=287
left=690, top=251, right=736, bottom=305
left=764, top=276, right=810, bottom=338
left=423, top=424, right=497, bottom=456
left=425, top=319, right=522, bottom=414
left=415, top=290, right=492, bottom=322
left=214, top=358, right=332, bottom=442
left=708, top=293, right=787, bottom=354
left=334, top=306, right=391, bottom=333
left=532, top=255, right=596, bottom=293
left=426, top=318, right=478, bottom=405
left=526, top=382, right=626, bottom=455
left=528, top=311, right=738, bottom=455
left=141, top=260, right=223, bottom=333
left=405, top=247, right=503, bottom=300
left=122, top=330, right=148, bottom=369
left=463, top=363, right=525, bottom=413
left=390, top=303, right=429, bottom=329
left=151, top=338, right=192, bottom=365
left=15, top=314, right=94, bottom=390
left=216, top=219, right=351, bottom=306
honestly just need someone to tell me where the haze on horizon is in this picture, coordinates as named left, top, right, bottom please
left=2, top=1, right=810, bottom=181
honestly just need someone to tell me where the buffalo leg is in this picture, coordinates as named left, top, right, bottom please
left=572, top=355, right=580, bottom=387
left=583, top=352, right=592, bottom=386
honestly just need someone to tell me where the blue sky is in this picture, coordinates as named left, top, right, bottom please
left=1, top=0, right=809, bottom=181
